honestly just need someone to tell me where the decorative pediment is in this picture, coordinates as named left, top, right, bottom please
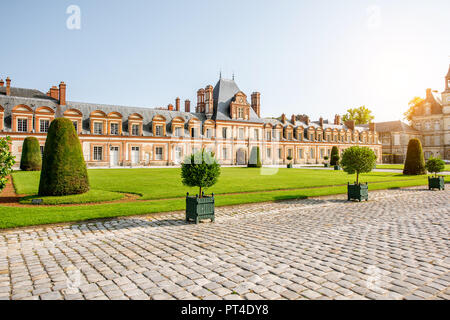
left=12, top=104, right=32, bottom=113
left=36, top=106, right=55, bottom=114
left=152, top=115, right=166, bottom=122
left=64, top=108, right=82, bottom=117
left=90, top=110, right=107, bottom=118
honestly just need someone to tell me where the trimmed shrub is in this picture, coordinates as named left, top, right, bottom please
left=425, top=157, right=445, bottom=177
left=341, top=146, right=377, bottom=184
left=0, top=136, right=16, bottom=192
left=38, top=118, right=90, bottom=196
left=20, top=137, right=42, bottom=171
left=330, top=146, right=339, bottom=165
left=181, top=149, right=221, bottom=197
left=248, top=146, right=262, bottom=168
left=403, top=139, right=426, bottom=175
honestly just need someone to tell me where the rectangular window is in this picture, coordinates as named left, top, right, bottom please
left=223, top=148, right=228, bottom=159
left=267, top=148, right=271, bottom=158
left=155, top=125, right=163, bottom=136
left=155, top=147, right=163, bottom=160
left=222, top=127, right=228, bottom=139
left=434, top=136, right=440, bottom=146
left=298, top=149, right=304, bottom=159
left=288, top=132, right=292, bottom=140
left=320, top=149, right=325, bottom=158
left=40, top=119, right=50, bottom=133
left=93, top=146, right=103, bottom=161
left=132, top=124, right=140, bottom=136
left=287, top=149, right=293, bottom=158
left=94, top=122, right=103, bottom=135
left=174, top=127, right=182, bottom=137
left=278, top=148, right=282, bottom=159
left=238, top=108, right=243, bottom=119
left=310, top=148, right=315, bottom=159
left=110, top=123, right=119, bottom=135
left=310, top=134, right=314, bottom=141
left=40, top=146, right=44, bottom=158
left=206, top=128, right=212, bottom=138
left=17, top=118, right=28, bottom=132
left=238, top=128, right=244, bottom=139
left=272, top=129, right=277, bottom=140
left=72, top=121, right=78, bottom=132
left=254, top=129, right=259, bottom=140
left=266, top=131, right=271, bottom=141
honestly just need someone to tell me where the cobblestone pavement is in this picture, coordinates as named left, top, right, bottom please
left=0, top=187, right=448, bottom=300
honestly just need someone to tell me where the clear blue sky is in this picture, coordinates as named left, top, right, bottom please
left=1, top=0, right=449, bottom=122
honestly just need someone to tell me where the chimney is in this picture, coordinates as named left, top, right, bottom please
left=59, top=82, right=66, bottom=106
left=426, top=88, right=432, bottom=98
left=205, top=85, right=213, bottom=116
left=0, top=79, right=4, bottom=87
left=369, top=122, right=376, bottom=132
left=251, top=92, right=261, bottom=117
left=168, top=104, right=174, bottom=111
left=344, top=120, right=355, bottom=131
left=334, top=114, right=341, bottom=125
left=319, top=117, right=324, bottom=127
left=175, top=97, right=180, bottom=111
left=291, top=114, right=296, bottom=124
left=49, top=86, right=59, bottom=100
left=185, top=100, right=191, bottom=113
left=5, top=77, right=11, bottom=96
left=281, top=113, right=286, bottom=124
left=305, top=116, right=310, bottom=126
left=197, top=89, right=205, bottom=113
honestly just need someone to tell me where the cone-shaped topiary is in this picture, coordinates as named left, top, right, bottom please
left=330, top=146, right=339, bottom=165
left=20, top=137, right=42, bottom=171
left=403, top=138, right=426, bottom=175
left=39, top=117, right=89, bottom=196
left=248, top=146, right=262, bottom=168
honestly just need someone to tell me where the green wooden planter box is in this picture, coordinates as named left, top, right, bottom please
left=334, top=165, right=341, bottom=170
left=186, top=193, right=215, bottom=224
left=324, top=163, right=329, bottom=168
left=347, top=183, right=369, bottom=202
left=428, top=176, right=445, bottom=190
left=287, top=163, right=293, bottom=168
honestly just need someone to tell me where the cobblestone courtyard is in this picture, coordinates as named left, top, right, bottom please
left=0, top=187, right=448, bottom=300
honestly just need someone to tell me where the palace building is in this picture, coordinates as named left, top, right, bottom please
left=0, top=76, right=382, bottom=167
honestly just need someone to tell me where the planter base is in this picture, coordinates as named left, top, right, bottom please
left=428, top=177, right=445, bottom=190
left=334, top=165, right=341, bottom=170
left=348, top=183, right=369, bottom=202
left=186, top=193, right=215, bottom=224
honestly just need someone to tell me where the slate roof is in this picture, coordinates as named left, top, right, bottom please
left=375, top=121, right=419, bottom=134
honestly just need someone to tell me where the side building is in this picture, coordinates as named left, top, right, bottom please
left=0, top=76, right=382, bottom=167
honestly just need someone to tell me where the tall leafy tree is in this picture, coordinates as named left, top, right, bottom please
left=404, top=96, right=424, bottom=123
left=342, top=106, right=374, bottom=125
left=0, top=137, right=16, bottom=192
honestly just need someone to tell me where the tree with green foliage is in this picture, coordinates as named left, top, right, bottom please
left=181, top=149, right=221, bottom=198
left=403, top=139, right=426, bottom=175
left=248, top=146, right=262, bottom=168
left=425, top=157, right=445, bottom=177
left=20, top=137, right=42, bottom=171
left=330, top=146, right=340, bottom=165
left=404, top=96, right=424, bottom=123
left=0, top=137, right=16, bottom=192
left=342, top=106, right=374, bottom=125
left=341, top=146, right=377, bottom=184
left=39, top=118, right=90, bottom=196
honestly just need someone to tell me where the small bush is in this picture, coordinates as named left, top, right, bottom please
left=403, top=139, right=426, bottom=175
left=425, top=157, right=445, bottom=177
left=341, top=146, right=377, bottom=184
left=39, top=118, right=90, bottom=196
left=0, top=136, right=16, bottom=192
left=181, top=150, right=221, bottom=197
left=330, top=146, right=339, bottom=165
left=20, top=137, right=42, bottom=171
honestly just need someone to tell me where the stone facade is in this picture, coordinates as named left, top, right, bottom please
left=0, top=76, right=382, bottom=167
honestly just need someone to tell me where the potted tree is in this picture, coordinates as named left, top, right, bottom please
left=332, top=154, right=340, bottom=170
left=287, top=155, right=293, bottom=168
left=181, top=150, right=221, bottom=224
left=425, top=157, right=445, bottom=190
left=324, top=156, right=329, bottom=168
left=341, top=146, right=377, bottom=202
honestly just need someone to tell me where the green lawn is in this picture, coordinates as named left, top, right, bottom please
left=377, top=164, right=450, bottom=171
left=1, top=168, right=446, bottom=229
left=19, top=190, right=124, bottom=205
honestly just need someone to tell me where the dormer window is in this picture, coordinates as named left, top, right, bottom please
left=110, top=123, right=119, bottom=135
left=39, top=119, right=50, bottom=133
left=94, top=122, right=103, bottom=135
left=155, top=125, right=163, bottom=136
left=174, top=127, right=182, bottom=137
left=238, top=108, right=244, bottom=119
left=132, top=124, right=140, bottom=136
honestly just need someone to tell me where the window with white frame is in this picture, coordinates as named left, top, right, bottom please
left=320, top=149, right=325, bottom=159
left=238, top=128, right=244, bottom=139
left=39, top=119, right=50, bottom=133
left=155, top=147, right=163, bottom=160
left=278, top=148, right=282, bottom=159
left=110, top=123, right=119, bottom=135
left=434, top=121, right=440, bottom=131
left=434, top=136, right=440, bottom=146
left=155, top=125, right=163, bottom=136
left=72, top=121, right=78, bottom=132
left=267, top=148, right=271, bottom=158
left=393, top=134, right=400, bottom=146
left=238, top=108, right=243, bottom=119
left=93, top=146, right=103, bottom=161
left=223, top=147, right=228, bottom=159
left=94, top=122, right=103, bottom=135
left=206, top=128, right=213, bottom=138
left=17, top=118, right=28, bottom=132
left=266, top=131, right=271, bottom=141
left=298, top=149, right=304, bottom=159
left=132, top=124, right=140, bottom=136
left=222, top=127, right=228, bottom=139
left=174, top=127, right=182, bottom=137
left=310, top=148, right=315, bottom=159
left=287, top=149, right=293, bottom=159
left=254, top=129, right=259, bottom=140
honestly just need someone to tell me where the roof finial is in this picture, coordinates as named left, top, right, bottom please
left=219, top=70, right=222, bottom=79
left=232, top=72, right=235, bottom=81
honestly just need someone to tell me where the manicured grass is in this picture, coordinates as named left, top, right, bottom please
left=2, top=168, right=447, bottom=229
left=11, top=168, right=434, bottom=200
left=19, top=190, right=124, bottom=205
left=377, top=164, right=450, bottom=171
